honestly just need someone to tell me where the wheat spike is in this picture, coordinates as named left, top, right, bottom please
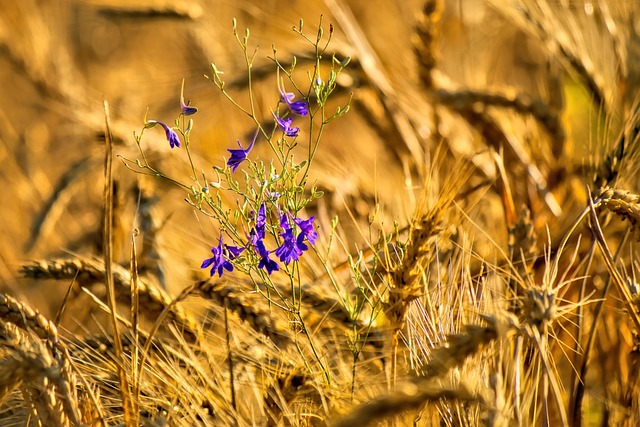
left=0, top=293, right=60, bottom=342
left=20, top=257, right=201, bottom=341
left=0, top=320, right=75, bottom=427
left=423, top=315, right=516, bottom=379
left=0, top=296, right=82, bottom=425
left=333, top=381, right=482, bottom=427
left=599, top=187, right=640, bottom=233
left=507, top=205, right=537, bottom=300
left=195, top=279, right=292, bottom=348
left=26, top=157, right=96, bottom=253
left=434, top=88, right=564, bottom=148
left=413, top=0, right=444, bottom=90
left=383, top=164, right=470, bottom=345
left=0, top=321, right=42, bottom=406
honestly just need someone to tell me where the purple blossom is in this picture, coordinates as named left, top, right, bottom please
left=255, top=203, right=267, bottom=239
left=273, top=113, right=299, bottom=137
left=275, top=228, right=307, bottom=265
left=201, top=236, right=244, bottom=277
left=278, top=79, right=309, bottom=116
left=279, top=212, right=292, bottom=232
left=180, top=80, right=198, bottom=116
left=227, top=131, right=258, bottom=172
left=294, top=216, right=318, bottom=244
left=225, top=244, right=245, bottom=259
left=255, top=239, right=279, bottom=274
left=274, top=214, right=310, bottom=265
left=180, top=100, right=198, bottom=116
left=148, top=120, right=180, bottom=149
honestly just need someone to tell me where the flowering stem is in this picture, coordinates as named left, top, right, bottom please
left=180, top=116, right=199, bottom=183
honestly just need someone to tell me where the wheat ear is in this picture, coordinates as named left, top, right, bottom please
left=0, top=294, right=82, bottom=425
left=0, top=320, right=75, bottom=426
left=332, top=382, right=482, bottom=427
left=599, top=187, right=640, bottom=233
left=413, top=0, right=443, bottom=90
left=195, top=278, right=293, bottom=348
left=20, top=257, right=201, bottom=341
left=434, top=88, right=564, bottom=148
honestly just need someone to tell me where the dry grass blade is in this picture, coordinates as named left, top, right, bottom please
left=101, top=98, right=133, bottom=425
left=196, top=278, right=293, bottom=348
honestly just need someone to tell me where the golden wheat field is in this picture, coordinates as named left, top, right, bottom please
left=3, top=0, right=640, bottom=425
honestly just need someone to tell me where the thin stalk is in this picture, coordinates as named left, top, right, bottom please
left=103, top=99, right=133, bottom=425
left=130, top=230, right=140, bottom=425
left=224, top=302, right=238, bottom=425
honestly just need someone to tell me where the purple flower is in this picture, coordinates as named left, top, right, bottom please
left=148, top=120, right=180, bottom=149
left=273, top=113, right=299, bottom=137
left=255, top=239, right=279, bottom=274
left=227, top=131, right=258, bottom=172
left=294, top=216, right=318, bottom=244
left=180, top=80, right=198, bottom=116
left=201, top=236, right=243, bottom=277
left=275, top=228, right=307, bottom=265
left=278, top=79, right=309, bottom=116
left=181, top=100, right=198, bottom=116
left=255, top=203, right=267, bottom=239
left=279, top=212, right=292, bottom=233
left=225, top=244, right=245, bottom=259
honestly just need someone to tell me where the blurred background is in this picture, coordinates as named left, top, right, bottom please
left=1, top=0, right=637, bottom=326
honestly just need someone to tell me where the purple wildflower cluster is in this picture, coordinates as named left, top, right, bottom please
left=202, top=203, right=317, bottom=277
left=201, top=84, right=314, bottom=277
